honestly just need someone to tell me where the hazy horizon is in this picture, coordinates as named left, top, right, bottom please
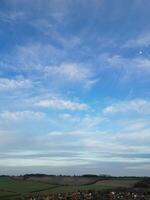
left=0, top=0, right=150, bottom=176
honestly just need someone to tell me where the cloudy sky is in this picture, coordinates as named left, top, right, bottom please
left=0, top=0, right=150, bottom=176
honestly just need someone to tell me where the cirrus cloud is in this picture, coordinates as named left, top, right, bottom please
left=45, top=63, right=99, bottom=89
left=34, top=97, right=89, bottom=111
left=103, top=99, right=150, bottom=115
left=0, top=78, right=32, bottom=91
left=0, top=110, right=45, bottom=121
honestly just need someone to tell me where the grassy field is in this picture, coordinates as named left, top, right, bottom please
left=94, top=179, right=138, bottom=188
left=0, top=176, right=139, bottom=199
left=38, top=179, right=139, bottom=195
left=0, top=176, right=57, bottom=199
left=26, top=175, right=98, bottom=186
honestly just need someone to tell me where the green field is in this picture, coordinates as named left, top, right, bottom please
left=38, top=179, right=138, bottom=195
left=0, top=176, right=139, bottom=199
left=94, top=179, right=138, bottom=188
left=0, top=177, right=57, bottom=199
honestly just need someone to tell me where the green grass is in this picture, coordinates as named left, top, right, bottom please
left=0, top=177, right=56, bottom=199
left=0, top=177, right=139, bottom=199
left=37, top=185, right=113, bottom=195
left=94, top=179, right=138, bottom=188
left=0, top=190, right=16, bottom=197
left=36, top=179, right=139, bottom=196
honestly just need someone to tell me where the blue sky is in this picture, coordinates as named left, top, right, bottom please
left=0, top=0, right=150, bottom=176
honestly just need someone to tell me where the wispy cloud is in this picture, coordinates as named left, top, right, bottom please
left=34, top=96, right=88, bottom=111
left=15, top=43, right=64, bottom=70
left=31, top=18, right=81, bottom=49
left=0, top=78, right=32, bottom=91
left=101, top=53, right=150, bottom=73
left=81, top=138, right=150, bottom=162
left=0, top=11, right=25, bottom=23
left=1, top=43, right=99, bottom=89
left=45, top=63, right=98, bottom=88
left=0, top=111, right=45, bottom=121
left=123, top=32, right=150, bottom=48
left=115, top=128, right=150, bottom=141
left=103, top=99, right=150, bottom=115
left=2, top=43, right=65, bottom=73
left=0, top=157, right=89, bottom=167
left=45, top=63, right=90, bottom=81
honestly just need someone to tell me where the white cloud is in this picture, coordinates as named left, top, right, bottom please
left=115, top=129, right=150, bottom=141
left=103, top=99, right=150, bottom=115
left=15, top=44, right=49, bottom=70
left=0, top=111, right=45, bottom=121
left=100, top=53, right=150, bottom=73
left=0, top=158, right=89, bottom=167
left=32, top=19, right=81, bottom=48
left=60, top=113, right=79, bottom=121
left=0, top=11, right=25, bottom=23
left=113, top=55, right=150, bottom=71
left=121, top=119, right=150, bottom=132
left=2, top=44, right=98, bottom=89
left=34, top=97, right=88, bottom=110
left=0, top=78, right=32, bottom=91
left=82, top=138, right=150, bottom=155
left=46, top=114, right=105, bottom=138
left=124, top=32, right=150, bottom=48
left=48, top=131, right=64, bottom=136
left=79, top=115, right=105, bottom=129
left=47, top=130, right=87, bottom=137
left=45, top=63, right=98, bottom=88
left=7, top=43, right=65, bottom=72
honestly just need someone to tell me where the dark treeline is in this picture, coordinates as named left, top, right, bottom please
left=0, top=174, right=150, bottom=179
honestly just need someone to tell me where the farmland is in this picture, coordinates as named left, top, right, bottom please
left=0, top=176, right=57, bottom=199
left=0, top=175, right=143, bottom=199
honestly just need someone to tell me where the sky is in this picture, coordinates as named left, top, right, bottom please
left=0, top=0, right=150, bottom=176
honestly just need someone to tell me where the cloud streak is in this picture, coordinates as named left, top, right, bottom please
left=0, top=78, right=32, bottom=91
left=103, top=99, right=150, bottom=115
left=123, top=32, right=150, bottom=48
left=0, top=110, right=45, bottom=121
left=34, top=97, right=89, bottom=110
